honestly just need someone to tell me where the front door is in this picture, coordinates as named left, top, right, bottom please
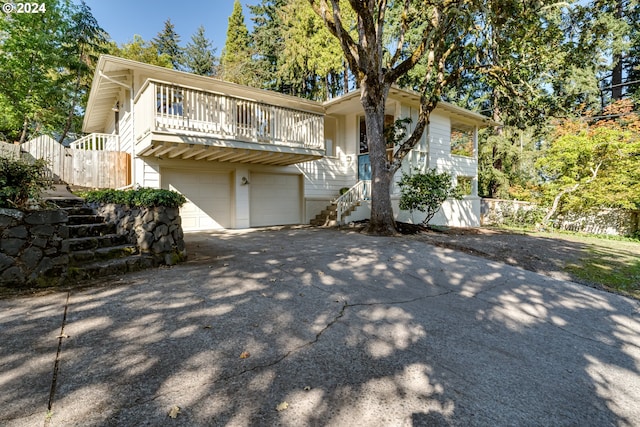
left=358, top=154, right=371, bottom=181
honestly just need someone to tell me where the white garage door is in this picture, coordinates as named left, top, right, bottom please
left=163, top=169, right=232, bottom=231
left=250, top=173, right=301, bottom=227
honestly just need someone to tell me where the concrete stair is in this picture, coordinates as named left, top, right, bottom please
left=310, top=202, right=361, bottom=227
left=49, top=198, right=155, bottom=282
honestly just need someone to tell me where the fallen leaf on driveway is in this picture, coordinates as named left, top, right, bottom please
left=275, top=401, right=289, bottom=411
left=240, top=351, right=250, bottom=359
left=304, top=386, right=311, bottom=391
left=223, top=263, right=230, bottom=267
left=168, top=405, right=180, bottom=419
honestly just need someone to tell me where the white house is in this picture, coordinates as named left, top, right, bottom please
left=80, top=55, right=494, bottom=231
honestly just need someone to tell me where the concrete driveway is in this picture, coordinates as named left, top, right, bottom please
left=2, top=227, right=639, bottom=426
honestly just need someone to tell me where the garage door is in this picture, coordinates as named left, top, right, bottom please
left=163, top=169, right=232, bottom=231
left=250, top=173, right=301, bottom=227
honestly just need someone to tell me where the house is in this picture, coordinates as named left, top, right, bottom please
left=81, top=55, right=494, bottom=231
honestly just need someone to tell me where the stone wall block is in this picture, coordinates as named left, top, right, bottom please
left=25, top=210, right=68, bottom=225
left=52, top=255, right=69, bottom=266
left=5, top=225, right=28, bottom=239
left=31, top=237, right=48, bottom=248
left=151, top=236, right=172, bottom=254
left=57, top=226, right=69, bottom=239
left=139, top=231, right=154, bottom=252
left=154, top=224, right=169, bottom=240
left=30, top=224, right=55, bottom=237
left=0, top=253, right=14, bottom=273
left=142, top=209, right=154, bottom=224
left=0, top=215, right=15, bottom=228
left=1, top=238, right=25, bottom=256
left=1, top=266, right=25, bottom=285
left=21, top=247, right=43, bottom=271
left=0, top=208, right=24, bottom=222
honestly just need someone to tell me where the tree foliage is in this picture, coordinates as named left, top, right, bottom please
left=220, top=0, right=253, bottom=84
left=152, top=18, right=184, bottom=70
left=109, top=35, right=173, bottom=68
left=536, top=100, right=640, bottom=219
left=183, top=26, right=217, bottom=76
left=0, top=0, right=107, bottom=144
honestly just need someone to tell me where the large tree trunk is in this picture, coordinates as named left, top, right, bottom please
left=361, top=82, right=396, bottom=235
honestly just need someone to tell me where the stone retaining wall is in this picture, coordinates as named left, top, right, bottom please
left=1, top=203, right=186, bottom=289
left=557, top=209, right=640, bottom=237
left=480, top=198, right=537, bottom=225
left=92, top=203, right=186, bottom=265
left=0, top=208, right=69, bottom=287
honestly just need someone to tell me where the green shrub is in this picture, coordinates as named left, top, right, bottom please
left=81, top=188, right=186, bottom=208
left=399, top=168, right=463, bottom=225
left=0, top=157, right=51, bottom=209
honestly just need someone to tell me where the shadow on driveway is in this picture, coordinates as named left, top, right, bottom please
left=1, top=227, right=639, bottom=426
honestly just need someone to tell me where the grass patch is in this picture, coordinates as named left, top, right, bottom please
left=538, top=233, right=640, bottom=298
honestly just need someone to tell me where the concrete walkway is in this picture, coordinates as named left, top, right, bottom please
left=1, top=227, right=639, bottom=426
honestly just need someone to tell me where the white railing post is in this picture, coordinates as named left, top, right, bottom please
left=334, top=180, right=370, bottom=224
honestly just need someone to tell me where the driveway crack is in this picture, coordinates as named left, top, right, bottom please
left=44, top=291, right=71, bottom=427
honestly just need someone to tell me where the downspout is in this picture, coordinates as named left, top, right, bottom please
left=98, top=71, right=135, bottom=187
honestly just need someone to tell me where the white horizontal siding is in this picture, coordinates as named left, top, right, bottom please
left=298, top=155, right=356, bottom=199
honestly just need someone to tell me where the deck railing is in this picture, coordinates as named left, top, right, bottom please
left=335, top=180, right=371, bottom=223
left=69, top=133, right=120, bottom=151
left=138, top=81, right=324, bottom=150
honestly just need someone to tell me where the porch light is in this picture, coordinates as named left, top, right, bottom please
left=241, top=176, right=250, bottom=185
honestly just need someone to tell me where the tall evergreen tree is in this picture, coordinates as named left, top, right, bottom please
left=220, top=0, right=252, bottom=84
left=248, top=0, right=287, bottom=91
left=57, top=0, right=109, bottom=143
left=152, top=18, right=183, bottom=70
left=183, top=26, right=217, bottom=76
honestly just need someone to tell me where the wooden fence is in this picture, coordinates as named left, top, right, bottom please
left=1, top=136, right=130, bottom=189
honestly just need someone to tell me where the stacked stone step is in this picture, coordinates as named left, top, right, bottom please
left=310, top=202, right=361, bottom=227
left=310, top=204, right=337, bottom=226
left=62, top=200, right=154, bottom=282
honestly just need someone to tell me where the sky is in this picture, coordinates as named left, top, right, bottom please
left=84, top=0, right=262, bottom=53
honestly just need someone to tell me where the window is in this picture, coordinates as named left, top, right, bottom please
left=451, top=125, right=474, bottom=157
left=359, top=115, right=396, bottom=161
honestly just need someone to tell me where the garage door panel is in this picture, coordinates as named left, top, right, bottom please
left=163, top=169, right=231, bottom=231
left=250, top=173, right=301, bottom=227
